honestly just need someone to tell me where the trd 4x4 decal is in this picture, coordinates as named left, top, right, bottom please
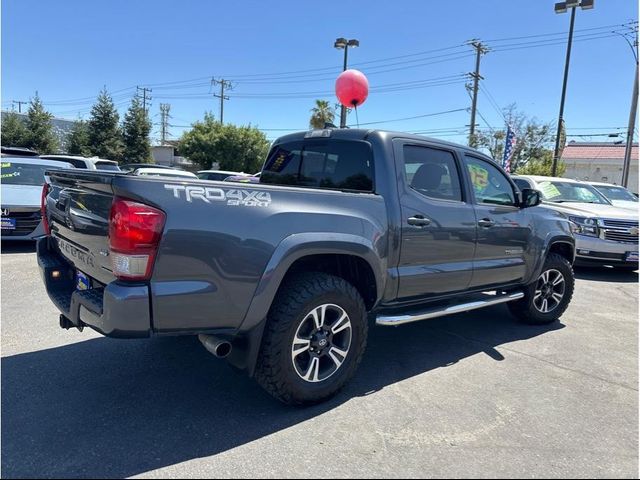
left=164, top=184, right=272, bottom=207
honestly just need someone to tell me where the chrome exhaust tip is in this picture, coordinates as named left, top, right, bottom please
left=198, top=334, right=232, bottom=358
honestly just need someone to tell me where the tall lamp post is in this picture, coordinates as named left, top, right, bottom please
left=334, top=37, right=359, bottom=128
left=552, top=0, right=594, bottom=177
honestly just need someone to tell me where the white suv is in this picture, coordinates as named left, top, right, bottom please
left=513, top=175, right=639, bottom=270
left=40, top=155, right=120, bottom=171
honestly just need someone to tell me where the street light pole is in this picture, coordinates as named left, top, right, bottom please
left=340, top=46, right=349, bottom=128
left=552, top=0, right=594, bottom=177
left=334, top=37, right=359, bottom=128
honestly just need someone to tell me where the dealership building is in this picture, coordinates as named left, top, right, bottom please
left=561, top=141, right=638, bottom=193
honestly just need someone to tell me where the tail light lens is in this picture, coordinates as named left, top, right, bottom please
left=109, top=198, right=166, bottom=281
left=41, top=182, right=51, bottom=235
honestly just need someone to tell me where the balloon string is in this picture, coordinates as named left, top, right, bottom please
left=354, top=106, right=359, bottom=128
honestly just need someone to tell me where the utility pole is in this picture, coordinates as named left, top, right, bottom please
left=467, top=40, right=488, bottom=147
left=136, top=86, right=152, bottom=115
left=159, top=103, right=171, bottom=145
left=620, top=26, right=638, bottom=188
left=12, top=100, right=27, bottom=113
left=621, top=61, right=638, bottom=188
left=212, top=78, right=233, bottom=124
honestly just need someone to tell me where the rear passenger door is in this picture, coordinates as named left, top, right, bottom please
left=462, top=155, right=533, bottom=289
left=394, top=140, right=477, bottom=301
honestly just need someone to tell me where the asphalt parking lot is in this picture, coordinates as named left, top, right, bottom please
left=1, top=242, right=638, bottom=479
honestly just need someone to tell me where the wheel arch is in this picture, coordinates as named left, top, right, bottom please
left=227, top=233, right=385, bottom=375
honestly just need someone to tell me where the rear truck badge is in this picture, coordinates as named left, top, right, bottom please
left=164, top=185, right=271, bottom=207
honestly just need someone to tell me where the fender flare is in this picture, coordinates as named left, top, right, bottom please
left=227, top=232, right=385, bottom=376
left=241, top=232, right=385, bottom=333
left=531, top=233, right=575, bottom=282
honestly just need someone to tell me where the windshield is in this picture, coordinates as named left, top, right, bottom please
left=537, top=180, right=610, bottom=204
left=1, top=160, right=49, bottom=186
left=595, top=185, right=638, bottom=202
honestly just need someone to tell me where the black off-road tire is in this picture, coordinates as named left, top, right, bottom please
left=254, top=272, right=368, bottom=406
left=509, top=252, right=575, bottom=325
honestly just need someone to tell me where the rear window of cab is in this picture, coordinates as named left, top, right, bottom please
left=261, top=140, right=374, bottom=192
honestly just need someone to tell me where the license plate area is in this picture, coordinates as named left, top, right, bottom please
left=75, top=270, right=90, bottom=291
left=1, top=217, right=16, bottom=230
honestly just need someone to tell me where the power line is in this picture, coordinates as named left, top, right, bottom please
left=347, top=107, right=468, bottom=127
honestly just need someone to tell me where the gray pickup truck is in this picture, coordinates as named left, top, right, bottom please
left=38, top=129, right=576, bottom=405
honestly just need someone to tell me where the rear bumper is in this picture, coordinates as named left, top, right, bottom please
left=36, top=237, right=152, bottom=338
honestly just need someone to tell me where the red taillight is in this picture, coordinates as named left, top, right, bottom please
left=108, top=197, right=166, bottom=280
left=41, top=182, right=51, bottom=236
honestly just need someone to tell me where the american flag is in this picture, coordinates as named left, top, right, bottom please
left=502, top=125, right=517, bottom=173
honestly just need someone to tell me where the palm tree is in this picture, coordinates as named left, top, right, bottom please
left=309, top=100, right=336, bottom=129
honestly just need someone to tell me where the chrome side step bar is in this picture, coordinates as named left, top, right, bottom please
left=376, top=291, right=524, bottom=327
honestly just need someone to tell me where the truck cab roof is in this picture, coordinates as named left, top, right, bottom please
left=274, top=128, right=495, bottom=162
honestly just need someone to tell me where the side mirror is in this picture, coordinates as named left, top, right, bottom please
left=520, top=188, right=542, bottom=208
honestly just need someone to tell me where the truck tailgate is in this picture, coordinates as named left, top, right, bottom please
left=45, top=170, right=117, bottom=285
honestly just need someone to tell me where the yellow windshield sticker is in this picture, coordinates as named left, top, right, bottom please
left=1, top=172, right=20, bottom=179
left=538, top=181, right=561, bottom=199
left=1, top=162, right=11, bottom=168
left=468, top=164, right=489, bottom=193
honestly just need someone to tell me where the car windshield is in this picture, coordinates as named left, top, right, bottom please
left=595, top=185, right=638, bottom=202
left=1, top=160, right=49, bottom=186
left=537, top=180, right=610, bottom=204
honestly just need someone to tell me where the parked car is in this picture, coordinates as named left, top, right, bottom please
left=589, top=181, right=638, bottom=210
left=129, top=167, right=197, bottom=179
left=1, top=157, right=73, bottom=240
left=1, top=146, right=39, bottom=157
left=513, top=175, right=638, bottom=270
left=40, top=155, right=120, bottom=171
left=39, top=128, right=577, bottom=405
left=120, top=163, right=176, bottom=172
left=224, top=174, right=259, bottom=183
left=197, top=170, right=245, bottom=181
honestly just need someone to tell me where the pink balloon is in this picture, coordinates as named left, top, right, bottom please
left=335, top=69, right=369, bottom=108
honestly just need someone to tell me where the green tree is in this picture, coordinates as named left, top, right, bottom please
left=1, top=112, right=29, bottom=147
left=87, top=88, right=123, bottom=161
left=122, top=95, right=152, bottom=163
left=516, top=149, right=566, bottom=176
left=23, top=93, right=58, bottom=154
left=179, top=113, right=270, bottom=172
left=475, top=105, right=563, bottom=174
left=309, top=100, right=336, bottom=129
left=65, top=119, right=91, bottom=156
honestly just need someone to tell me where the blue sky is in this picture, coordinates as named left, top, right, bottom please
left=1, top=0, right=637, bottom=146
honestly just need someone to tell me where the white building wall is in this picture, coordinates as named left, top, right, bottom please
left=563, top=158, right=639, bottom=193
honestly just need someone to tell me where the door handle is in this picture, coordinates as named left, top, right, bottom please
left=408, top=215, right=431, bottom=227
left=478, top=218, right=495, bottom=228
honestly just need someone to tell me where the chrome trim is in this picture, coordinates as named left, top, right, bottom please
left=376, top=291, right=525, bottom=326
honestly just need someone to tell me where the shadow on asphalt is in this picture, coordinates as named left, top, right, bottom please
left=1, top=305, right=563, bottom=478
left=574, top=265, right=638, bottom=283
left=0, top=241, right=37, bottom=254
